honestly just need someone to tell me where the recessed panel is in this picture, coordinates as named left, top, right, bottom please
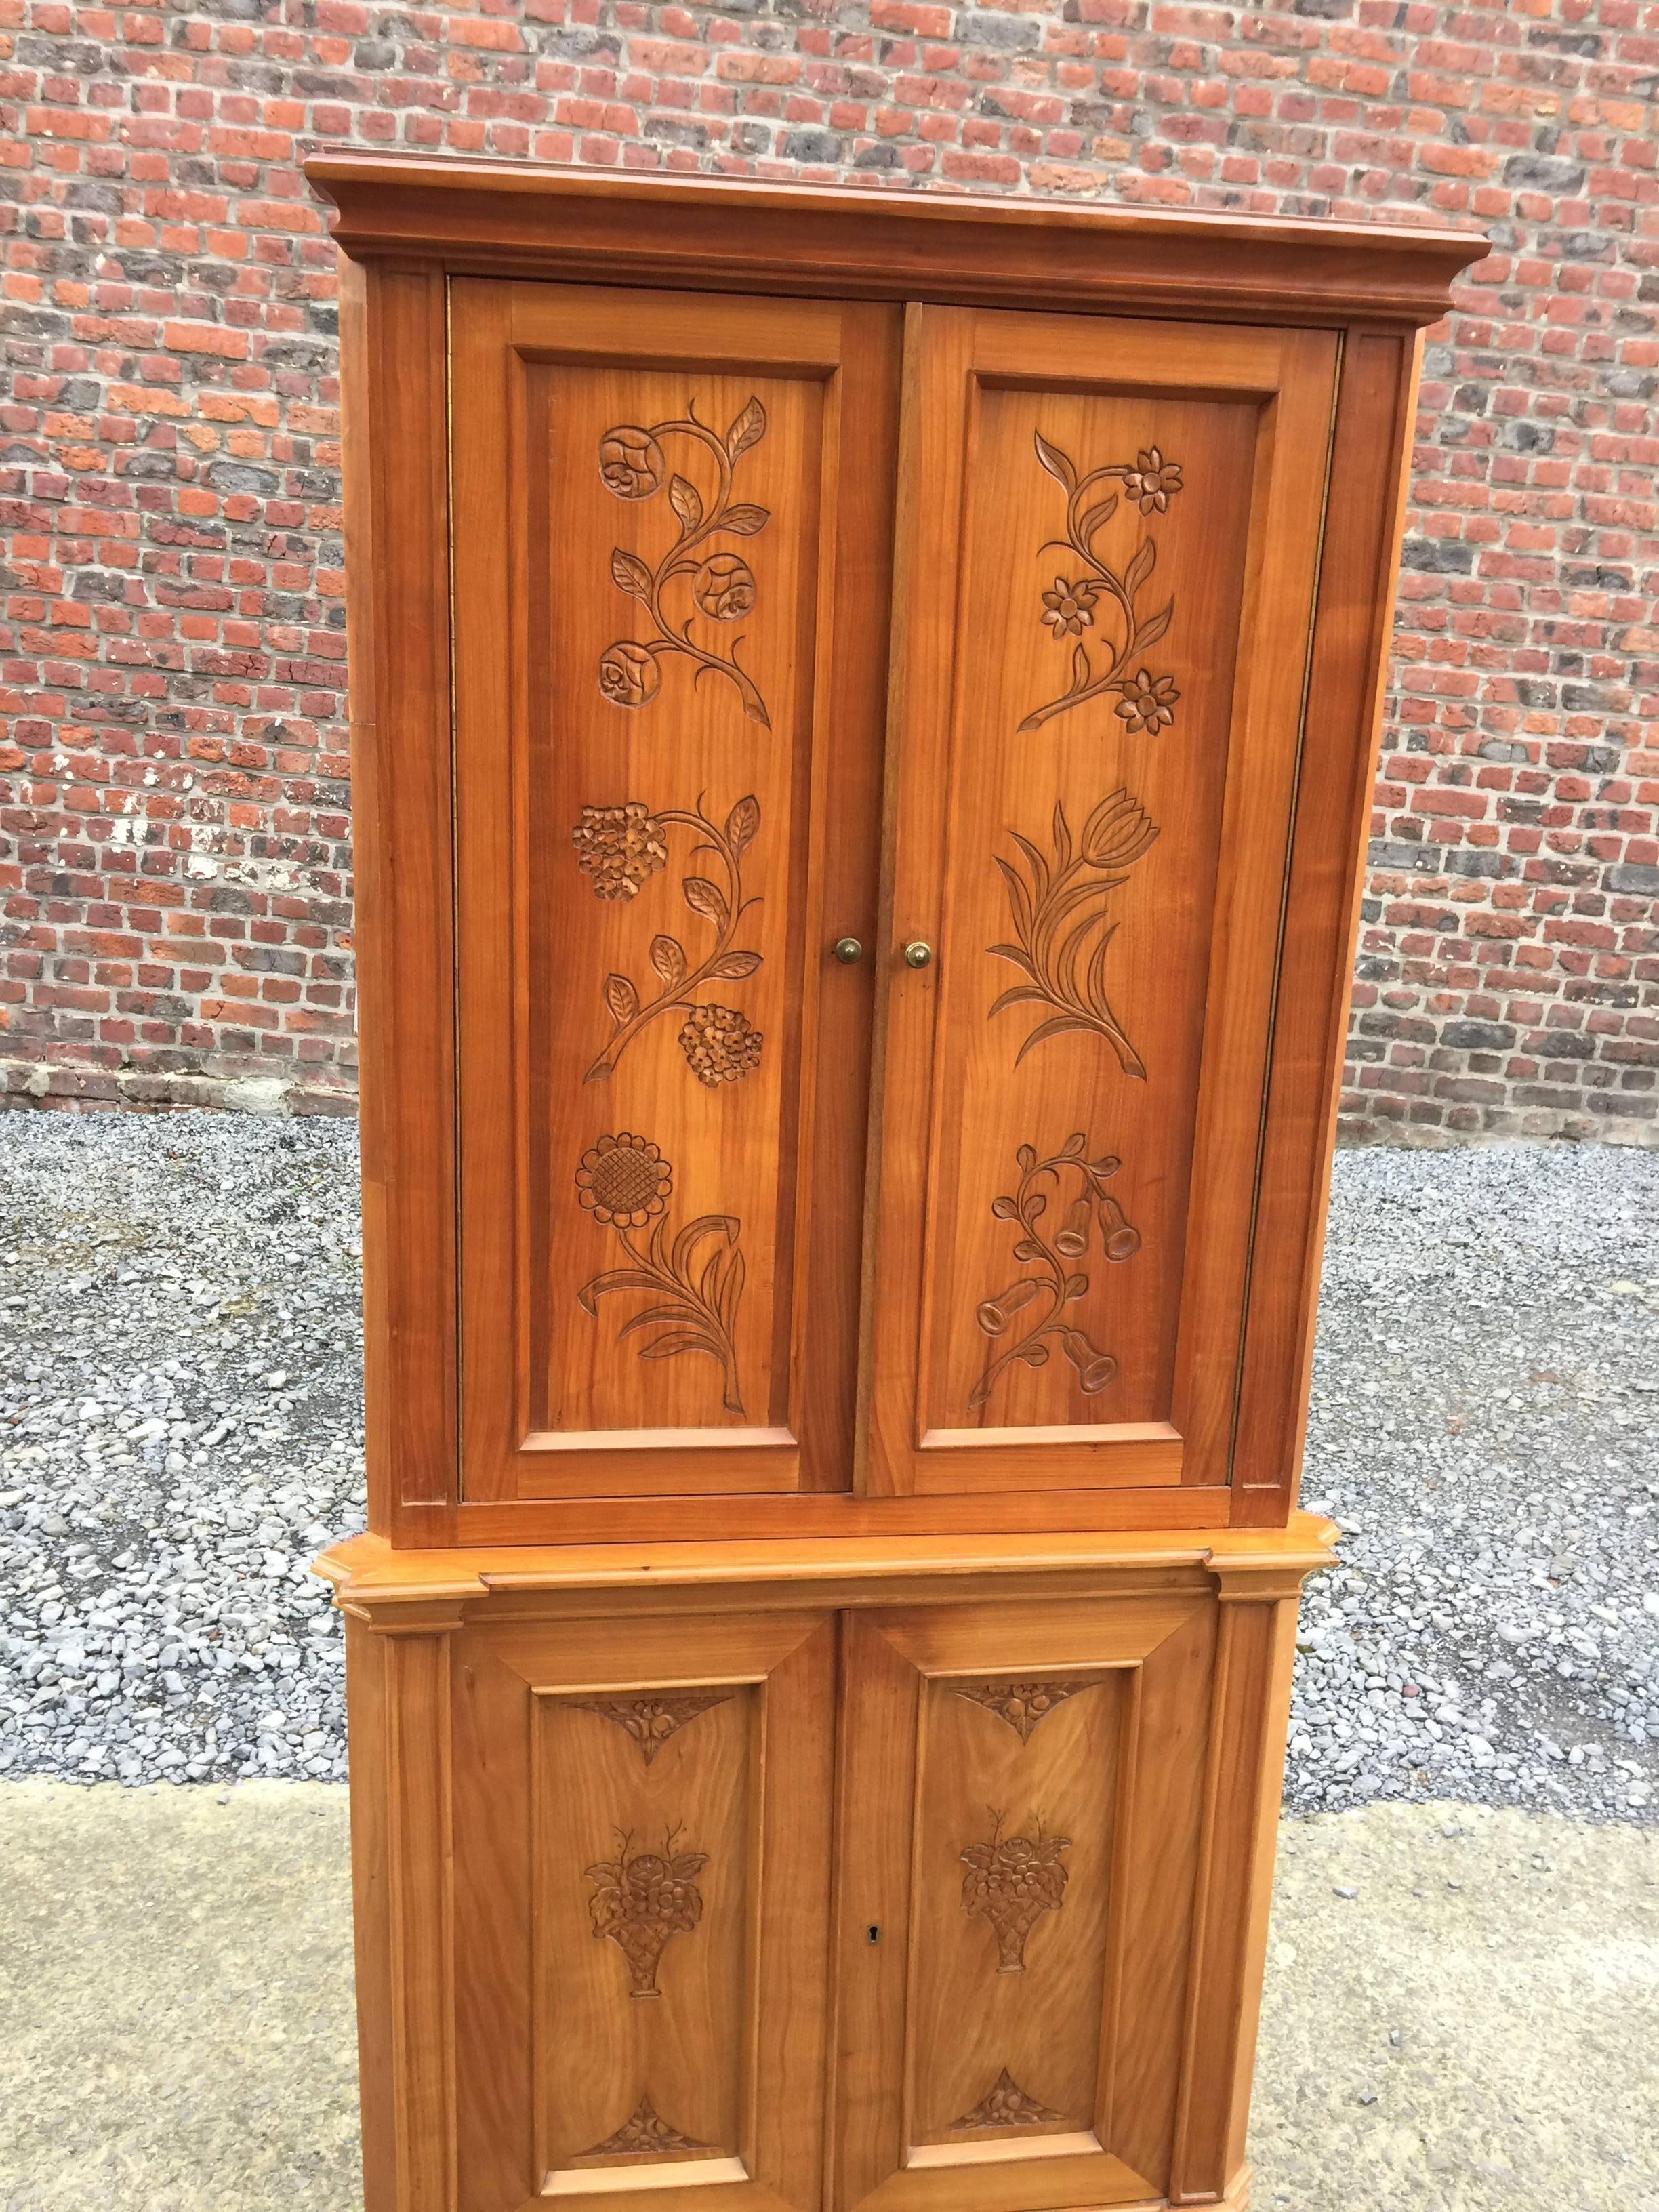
left=527, top=365, right=821, bottom=1443
left=535, top=1685, right=754, bottom=2182
left=909, top=1671, right=1123, bottom=2146
left=920, top=387, right=1255, bottom=1437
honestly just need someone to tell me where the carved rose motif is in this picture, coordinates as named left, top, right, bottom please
left=597, top=397, right=772, bottom=725
left=575, top=1133, right=672, bottom=1229
left=961, top=1811, right=1071, bottom=1974
left=598, top=640, right=662, bottom=709
left=572, top=800, right=670, bottom=900
left=1040, top=576, right=1099, bottom=637
left=587, top=1828, right=709, bottom=1999
left=678, top=1002, right=764, bottom=1086
left=692, top=552, right=756, bottom=621
left=1114, top=668, right=1179, bottom=735
left=950, top=2068, right=1062, bottom=2131
left=599, top=425, right=665, bottom=499
left=1121, top=445, right=1183, bottom=514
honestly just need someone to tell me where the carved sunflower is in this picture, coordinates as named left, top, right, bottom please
left=575, top=1133, right=672, bottom=1227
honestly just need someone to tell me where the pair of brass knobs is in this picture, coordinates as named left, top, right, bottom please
left=833, top=937, right=932, bottom=969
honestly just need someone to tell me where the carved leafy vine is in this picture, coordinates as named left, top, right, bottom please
left=573, top=793, right=764, bottom=1085
left=969, top=1134, right=1141, bottom=1413
left=1019, top=432, right=1183, bottom=737
left=988, top=789, right=1159, bottom=1078
left=598, top=396, right=772, bottom=727
left=575, top=1133, right=745, bottom=1417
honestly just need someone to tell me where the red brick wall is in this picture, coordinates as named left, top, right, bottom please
left=2, top=0, right=1655, bottom=1141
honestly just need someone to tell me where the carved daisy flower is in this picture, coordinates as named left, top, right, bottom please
left=1122, top=447, right=1183, bottom=514
left=1040, top=576, right=1099, bottom=636
left=1114, top=669, right=1179, bottom=735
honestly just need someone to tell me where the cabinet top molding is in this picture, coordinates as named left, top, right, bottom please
left=306, top=154, right=1486, bottom=329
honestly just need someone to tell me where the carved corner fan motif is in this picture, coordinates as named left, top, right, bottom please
left=567, top=1691, right=735, bottom=1765
left=989, top=790, right=1159, bottom=1078
left=573, top=793, right=764, bottom=1085
left=580, top=2096, right=709, bottom=2159
left=969, top=1134, right=1141, bottom=1412
left=575, top=1133, right=746, bottom=1416
left=961, top=1808, right=1071, bottom=1974
left=954, top=1677, right=1097, bottom=1742
left=1021, top=432, right=1183, bottom=737
left=950, top=2069, right=1063, bottom=2131
left=599, top=396, right=772, bottom=726
left=587, top=1826, right=709, bottom=1999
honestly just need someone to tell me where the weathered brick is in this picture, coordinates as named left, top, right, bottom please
left=0, top=1, right=1652, bottom=1143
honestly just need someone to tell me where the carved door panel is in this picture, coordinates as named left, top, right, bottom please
left=833, top=1594, right=1216, bottom=2212
left=450, top=281, right=900, bottom=1503
left=452, top=1605, right=835, bottom=2212
left=863, top=309, right=1339, bottom=1500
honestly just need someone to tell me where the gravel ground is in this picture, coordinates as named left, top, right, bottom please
left=0, top=1115, right=1655, bottom=1818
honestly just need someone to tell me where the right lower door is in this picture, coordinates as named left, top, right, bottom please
left=861, top=306, right=1341, bottom=1504
left=832, top=1592, right=1219, bottom=2211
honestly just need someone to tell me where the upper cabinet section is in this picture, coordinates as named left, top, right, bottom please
left=449, top=281, right=901, bottom=1507
left=316, top=158, right=1487, bottom=1545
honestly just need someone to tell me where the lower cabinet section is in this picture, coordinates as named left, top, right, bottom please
left=451, top=1610, right=836, bottom=2212
left=835, top=1597, right=1212, bottom=2211
left=331, top=1528, right=1332, bottom=2212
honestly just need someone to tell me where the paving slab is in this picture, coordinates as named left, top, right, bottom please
left=1, top=1783, right=1654, bottom=2211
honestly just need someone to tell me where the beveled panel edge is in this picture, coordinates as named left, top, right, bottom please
left=306, top=156, right=1486, bottom=331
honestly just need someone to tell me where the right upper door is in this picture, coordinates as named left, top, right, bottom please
left=863, top=306, right=1341, bottom=1501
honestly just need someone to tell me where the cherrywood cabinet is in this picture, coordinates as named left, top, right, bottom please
left=311, top=155, right=1484, bottom=2212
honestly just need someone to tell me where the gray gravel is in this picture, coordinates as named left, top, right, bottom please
left=1291, top=1143, right=1658, bottom=1822
left=0, top=1115, right=363, bottom=1786
left=0, top=1116, right=1655, bottom=1819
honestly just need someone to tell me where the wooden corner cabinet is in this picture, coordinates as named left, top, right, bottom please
left=309, top=155, right=1485, bottom=2212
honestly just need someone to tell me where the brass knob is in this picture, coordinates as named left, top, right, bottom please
left=902, top=941, right=933, bottom=970
left=832, top=936, right=863, bottom=965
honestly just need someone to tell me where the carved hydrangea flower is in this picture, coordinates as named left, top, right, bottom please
left=678, top=1003, right=763, bottom=1086
left=1115, top=669, right=1179, bottom=735
left=1040, top=576, right=1099, bottom=637
left=692, top=552, right=756, bottom=621
left=572, top=801, right=669, bottom=899
left=599, top=424, right=665, bottom=499
left=575, top=1133, right=672, bottom=1228
left=1122, top=446, right=1183, bottom=514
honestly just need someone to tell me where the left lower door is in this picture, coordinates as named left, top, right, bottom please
left=451, top=1604, right=837, bottom=2212
left=449, top=279, right=901, bottom=1504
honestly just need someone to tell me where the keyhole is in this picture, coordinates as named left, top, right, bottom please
left=867, top=1924, right=881, bottom=1945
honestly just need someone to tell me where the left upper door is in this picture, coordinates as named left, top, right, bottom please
left=449, top=281, right=901, bottom=1504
